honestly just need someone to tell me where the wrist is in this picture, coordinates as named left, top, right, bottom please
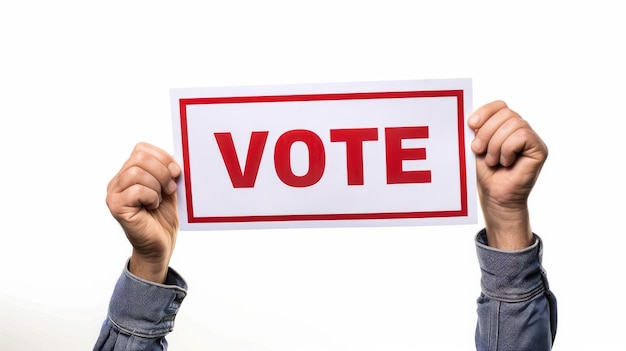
left=129, top=251, right=170, bottom=283
left=481, top=201, right=533, bottom=251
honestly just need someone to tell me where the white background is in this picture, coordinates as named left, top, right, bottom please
left=0, top=1, right=623, bottom=350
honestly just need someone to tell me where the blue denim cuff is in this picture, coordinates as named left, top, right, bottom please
left=107, top=260, right=188, bottom=338
left=475, top=229, right=548, bottom=303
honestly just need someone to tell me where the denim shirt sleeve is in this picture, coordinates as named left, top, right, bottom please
left=474, top=229, right=557, bottom=351
left=93, top=260, right=188, bottom=351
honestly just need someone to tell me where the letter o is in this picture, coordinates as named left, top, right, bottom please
left=274, top=130, right=326, bottom=187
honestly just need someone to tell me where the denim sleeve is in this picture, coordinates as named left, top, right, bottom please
left=475, top=229, right=557, bottom=351
left=93, top=260, right=188, bottom=351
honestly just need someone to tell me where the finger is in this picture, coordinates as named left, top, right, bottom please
left=484, top=116, right=531, bottom=167
left=500, top=127, right=548, bottom=167
left=468, top=100, right=508, bottom=130
left=107, top=182, right=162, bottom=221
left=116, top=142, right=180, bottom=195
left=498, top=128, right=531, bottom=167
left=471, top=103, right=520, bottom=155
left=109, top=165, right=164, bottom=203
left=138, top=142, right=181, bottom=178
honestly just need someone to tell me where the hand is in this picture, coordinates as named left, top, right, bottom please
left=106, top=142, right=181, bottom=283
left=468, top=101, right=548, bottom=250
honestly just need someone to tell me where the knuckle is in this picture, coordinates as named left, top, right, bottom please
left=514, top=125, right=535, bottom=141
left=126, top=183, right=144, bottom=199
left=133, top=141, right=150, bottom=152
left=493, top=100, right=508, bottom=108
left=130, top=148, right=150, bottom=164
left=105, top=193, right=123, bottom=217
left=126, top=165, right=144, bottom=180
left=501, top=106, right=516, bottom=118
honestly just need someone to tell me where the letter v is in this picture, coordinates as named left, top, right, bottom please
left=214, top=131, right=269, bottom=188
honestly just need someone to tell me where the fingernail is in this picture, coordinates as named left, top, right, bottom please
left=471, top=137, right=482, bottom=151
left=168, top=162, right=181, bottom=176
left=468, top=114, right=479, bottom=127
left=167, top=180, right=177, bottom=193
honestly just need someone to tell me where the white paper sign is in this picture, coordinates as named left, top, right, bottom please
left=171, top=79, right=476, bottom=230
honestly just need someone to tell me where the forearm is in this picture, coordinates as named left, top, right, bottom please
left=94, top=260, right=187, bottom=351
left=474, top=230, right=557, bottom=351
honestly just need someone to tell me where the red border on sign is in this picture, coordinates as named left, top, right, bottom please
left=179, top=90, right=467, bottom=224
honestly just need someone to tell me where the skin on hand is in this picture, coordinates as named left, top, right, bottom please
left=106, top=142, right=181, bottom=283
left=468, top=101, right=548, bottom=250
